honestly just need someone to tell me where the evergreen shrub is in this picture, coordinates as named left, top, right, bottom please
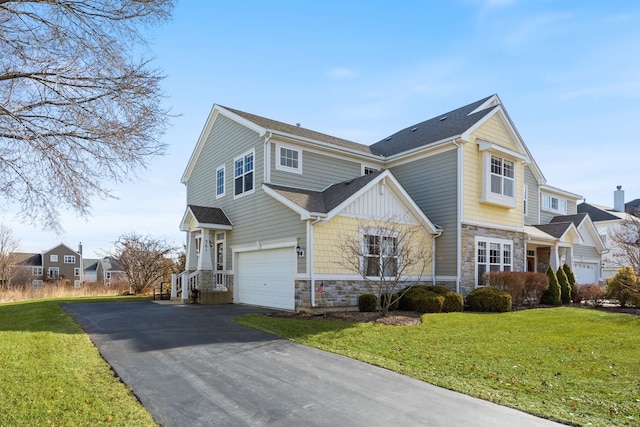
left=358, top=294, right=377, bottom=312
left=540, top=266, right=561, bottom=306
left=466, top=287, right=512, bottom=312
left=556, top=266, right=572, bottom=304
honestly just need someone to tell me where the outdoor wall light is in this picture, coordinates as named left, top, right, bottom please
left=296, top=244, right=305, bottom=257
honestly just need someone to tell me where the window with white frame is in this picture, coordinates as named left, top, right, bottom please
left=234, top=151, right=254, bottom=196
left=32, top=280, right=43, bottom=288
left=490, top=155, right=514, bottom=197
left=542, top=194, right=567, bottom=213
left=74, top=280, right=81, bottom=288
left=216, top=165, right=225, bottom=198
left=48, top=267, right=60, bottom=279
left=476, top=237, right=513, bottom=285
left=74, top=268, right=80, bottom=276
left=50, top=254, right=58, bottom=262
left=276, top=144, right=301, bottom=174
left=523, top=185, right=528, bottom=216
left=64, top=255, right=76, bottom=264
left=32, top=266, right=43, bottom=276
left=363, top=232, right=398, bottom=277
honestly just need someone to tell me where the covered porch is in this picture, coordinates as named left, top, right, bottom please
left=524, top=224, right=579, bottom=274
left=172, top=205, right=234, bottom=303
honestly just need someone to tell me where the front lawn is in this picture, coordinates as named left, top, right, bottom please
left=237, top=307, right=640, bottom=426
left=0, top=296, right=157, bottom=426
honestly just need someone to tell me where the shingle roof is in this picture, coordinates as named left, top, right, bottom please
left=369, top=95, right=498, bottom=157
left=533, top=222, right=573, bottom=239
left=577, top=202, right=620, bottom=222
left=12, top=252, right=41, bottom=266
left=222, top=106, right=379, bottom=156
left=626, top=199, right=640, bottom=216
left=264, top=170, right=385, bottom=214
left=188, top=205, right=232, bottom=226
left=549, top=213, right=588, bottom=227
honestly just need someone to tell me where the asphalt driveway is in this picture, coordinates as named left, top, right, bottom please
left=63, top=301, right=562, bottom=426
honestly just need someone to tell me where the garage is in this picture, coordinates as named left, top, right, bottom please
left=574, top=262, right=600, bottom=285
left=236, top=247, right=295, bottom=310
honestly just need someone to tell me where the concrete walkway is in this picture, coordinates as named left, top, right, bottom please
left=63, top=301, right=563, bottom=427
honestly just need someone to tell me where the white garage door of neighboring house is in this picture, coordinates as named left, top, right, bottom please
left=574, top=262, right=599, bottom=285
left=237, top=248, right=295, bottom=310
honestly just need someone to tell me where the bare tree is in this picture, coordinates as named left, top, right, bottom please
left=110, top=233, right=176, bottom=294
left=609, top=211, right=640, bottom=276
left=339, top=217, right=431, bottom=316
left=0, top=0, right=174, bottom=230
left=0, top=224, right=19, bottom=289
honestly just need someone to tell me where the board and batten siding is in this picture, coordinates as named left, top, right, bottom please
left=269, top=142, right=363, bottom=190
left=186, top=114, right=263, bottom=206
left=523, top=165, right=539, bottom=226
left=389, top=149, right=458, bottom=277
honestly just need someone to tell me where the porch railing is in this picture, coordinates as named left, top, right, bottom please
left=171, top=270, right=229, bottom=300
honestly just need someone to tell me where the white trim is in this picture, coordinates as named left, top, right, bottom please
left=477, top=139, right=527, bottom=161
left=310, top=273, right=434, bottom=282
left=275, top=143, right=302, bottom=174
left=231, top=238, right=297, bottom=254
left=361, top=164, right=380, bottom=175
left=384, top=139, right=457, bottom=167
left=539, top=184, right=582, bottom=200
left=215, top=165, right=225, bottom=199
left=463, top=219, right=525, bottom=233
left=474, top=236, right=514, bottom=286
left=233, top=149, right=256, bottom=199
left=479, top=151, right=517, bottom=208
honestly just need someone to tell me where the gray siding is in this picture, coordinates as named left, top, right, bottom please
left=186, top=115, right=307, bottom=273
left=187, top=115, right=263, bottom=206
left=573, top=244, right=600, bottom=259
left=270, top=143, right=363, bottom=190
left=390, top=149, right=458, bottom=277
left=523, top=165, right=539, bottom=226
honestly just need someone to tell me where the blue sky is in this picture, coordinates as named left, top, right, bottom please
left=4, top=0, right=640, bottom=258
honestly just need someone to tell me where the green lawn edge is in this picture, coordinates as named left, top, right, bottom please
left=236, top=307, right=640, bottom=427
left=0, top=296, right=157, bottom=426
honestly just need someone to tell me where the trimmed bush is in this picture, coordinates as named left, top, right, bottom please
left=556, top=266, right=571, bottom=304
left=441, top=291, right=464, bottom=312
left=484, top=271, right=525, bottom=306
left=466, top=287, right=512, bottom=312
left=358, top=294, right=377, bottom=312
left=540, top=266, right=561, bottom=306
left=380, top=292, right=399, bottom=311
left=523, top=272, right=548, bottom=305
left=413, top=292, right=444, bottom=313
left=423, top=285, right=452, bottom=295
left=398, top=286, right=427, bottom=311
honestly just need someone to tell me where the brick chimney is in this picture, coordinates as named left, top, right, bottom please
left=614, top=186, right=625, bottom=212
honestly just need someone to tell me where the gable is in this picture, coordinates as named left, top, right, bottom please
left=341, top=180, right=419, bottom=225
left=470, top=114, right=520, bottom=153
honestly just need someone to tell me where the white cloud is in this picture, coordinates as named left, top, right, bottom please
left=327, top=67, right=358, bottom=79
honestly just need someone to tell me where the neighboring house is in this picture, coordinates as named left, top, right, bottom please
left=175, top=94, right=606, bottom=311
left=578, top=186, right=637, bottom=281
left=95, top=257, right=125, bottom=286
left=12, top=252, right=44, bottom=287
left=83, top=258, right=100, bottom=283
left=12, top=243, right=84, bottom=287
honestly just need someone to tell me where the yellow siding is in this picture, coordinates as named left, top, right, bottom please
left=313, top=215, right=433, bottom=276
left=463, top=116, right=523, bottom=227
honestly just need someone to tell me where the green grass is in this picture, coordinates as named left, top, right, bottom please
left=237, top=307, right=640, bottom=426
left=0, top=296, right=157, bottom=426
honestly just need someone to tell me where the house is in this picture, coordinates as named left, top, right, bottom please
left=12, top=243, right=84, bottom=287
left=174, top=94, right=606, bottom=310
left=82, top=258, right=100, bottom=283
left=95, top=257, right=125, bottom=287
left=578, top=186, right=637, bottom=281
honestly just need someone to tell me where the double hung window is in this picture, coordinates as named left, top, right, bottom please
left=476, top=238, right=512, bottom=285
left=363, top=233, right=398, bottom=277
left=234, top=151, right=254, bottom=196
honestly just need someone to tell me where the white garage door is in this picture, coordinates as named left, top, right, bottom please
left=574, top=262, right=599, bottom=285
left=237, top=248, right=295, bottom=310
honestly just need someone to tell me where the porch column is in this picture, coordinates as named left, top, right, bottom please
left=197, top=229, right=214, bottom=270
left=186, top=231, right=198, bottom=271
left=550, top=245, right=560, bottom=271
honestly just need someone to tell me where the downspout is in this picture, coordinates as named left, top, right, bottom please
left=309, top=216, right=322, bottom=307
left=432, top=229, right=442, bottom=285
left=452, top=138, right=462, bottom=294
left=264, top=132, right=273, bottom=183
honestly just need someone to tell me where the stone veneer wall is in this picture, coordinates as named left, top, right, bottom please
left=460, top=224, right=526, bottom=296
left=295, top=279, right=433, bottom=311
left=536, top=247, right=551, bottom=274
